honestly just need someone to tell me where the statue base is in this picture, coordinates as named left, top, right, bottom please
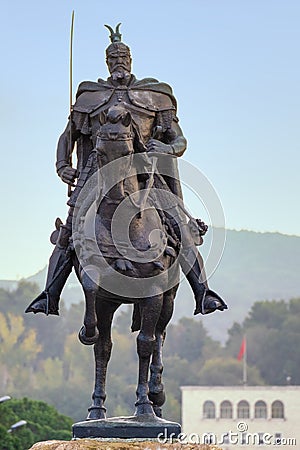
left=29, top=439, right=222, bottom=449
left=72, top=413, right=181, bottom=439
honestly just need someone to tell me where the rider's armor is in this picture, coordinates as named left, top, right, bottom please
left=26, top=75, right=227, bottom=316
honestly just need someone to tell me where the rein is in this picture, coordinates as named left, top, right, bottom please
left=97, top=131, right=133, bottom=141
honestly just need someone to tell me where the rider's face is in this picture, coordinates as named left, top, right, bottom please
left=107, top=51, right=132, bottom=75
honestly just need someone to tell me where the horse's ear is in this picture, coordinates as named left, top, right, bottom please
left=122, top=112, right=131, bottom=127
left=99, top=111, right=107, bottom=125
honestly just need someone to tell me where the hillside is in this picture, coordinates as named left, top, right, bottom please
left=174, top=229, right=300, bottom=342
left=1, top=229, right=299, bottom=342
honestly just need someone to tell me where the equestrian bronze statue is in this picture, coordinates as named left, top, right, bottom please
left=26, top=24, right=227, bottom=421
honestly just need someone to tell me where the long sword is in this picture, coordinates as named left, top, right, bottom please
left=68, top=10, right=75, bottom=197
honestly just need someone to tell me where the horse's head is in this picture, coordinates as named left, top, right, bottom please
left=96, top=104, right=134, bottom=165
left=96, top=104, right=136, bottom=203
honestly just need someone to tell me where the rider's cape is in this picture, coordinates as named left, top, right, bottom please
left=71, top=75, right=183, bottom=200
left=74, top=76, right=177, bottom=112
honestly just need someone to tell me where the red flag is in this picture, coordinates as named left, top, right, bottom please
left=237, top=337, right=246, bottom=361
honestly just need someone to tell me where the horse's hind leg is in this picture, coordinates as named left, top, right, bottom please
left=135, top=295, right=163, bottom=416
left=148, top=286, right=177, bottom=417
left=148, top=329, right=166, bottom=418
left=78, top=265, right=100, bottom=345
left=87, top=299, right=121, bottom=420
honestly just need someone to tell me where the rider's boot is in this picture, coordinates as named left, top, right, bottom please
left=25, top=222, right=73, bottom=316
left=180, top=244, right=228, bottom=316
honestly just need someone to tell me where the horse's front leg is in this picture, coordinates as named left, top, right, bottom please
left=135, top=295, right=162, bottom=416
left=78, top=265, right=100, bottom=345
left=87, top=299, right=121, bottom=420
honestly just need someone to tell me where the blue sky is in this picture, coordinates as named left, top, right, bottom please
left=1, top=0, right=299, bottom=279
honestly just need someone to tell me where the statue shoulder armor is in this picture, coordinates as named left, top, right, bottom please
left=72, top=77, right=177, bottom=114
left=129, top=78, right=176, bottom=112
left=73, top=80, right=113, bottom=114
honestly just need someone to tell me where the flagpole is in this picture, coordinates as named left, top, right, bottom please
left=242, top=335, right=247, bottom=385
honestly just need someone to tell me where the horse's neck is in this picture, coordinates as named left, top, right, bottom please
left=99, top=156, right=140, bottom=197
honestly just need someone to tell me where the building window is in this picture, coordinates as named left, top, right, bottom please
left=237, top=400, right=250, bottom=419
left=220, top=400, right=233, bottom=418
left=203, top=401, right=216, bottom=419
left=272, top=400, right=284, bottom=419
left=255, top=400, right=267, bottom=418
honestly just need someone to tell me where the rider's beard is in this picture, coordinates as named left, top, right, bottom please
left=111, top=68, right=131, bottom=82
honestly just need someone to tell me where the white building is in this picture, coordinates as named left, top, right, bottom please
left=181, top=386, right=299, bottom=449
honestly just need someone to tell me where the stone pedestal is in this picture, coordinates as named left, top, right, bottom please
left=72, top=414, right=181, bottom=439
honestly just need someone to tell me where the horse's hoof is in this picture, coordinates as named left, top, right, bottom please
left=148, top=389, right=166, bottom=408
left=86, top=406, right=106, bottom=420
left=78, top=326, right=99, bottom=345
left=153, top=405, right=163, bottom=418
left=134, top=401, right=155, bottom=416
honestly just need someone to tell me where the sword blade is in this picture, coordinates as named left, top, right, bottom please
left=68, top=10, right=75, bottom=197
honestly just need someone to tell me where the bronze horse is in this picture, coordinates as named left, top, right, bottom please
left=72, top=103, right=180, bottom=419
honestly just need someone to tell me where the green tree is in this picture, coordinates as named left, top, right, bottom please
left=0, top=398, right=72, bottom=449
left=0, top=312, right=42, bottom=393
left=2, top=279, right=299, bottom=425
left=0, top=424, right=15, bottom=450
left=243, top=300, right=288, bottom=329
left=0, top=280, right=40, bottom=317
left=226, top=298, right=300, bottom=385
left=198, top=357, right=264, bottom=386
left=165, top=317, right=221, bottom=363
